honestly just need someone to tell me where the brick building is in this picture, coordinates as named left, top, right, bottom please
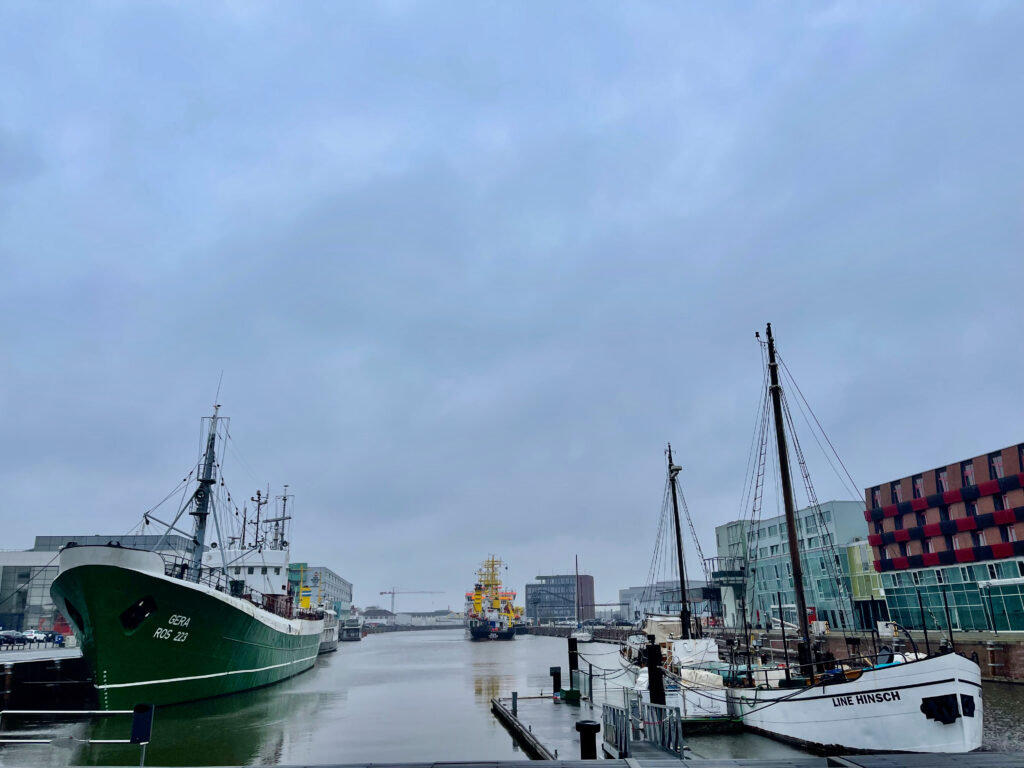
left=865, top=443, right=1024, bottom=631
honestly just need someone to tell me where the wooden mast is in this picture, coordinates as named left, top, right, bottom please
left=668, top=443, right=691, bottom=640
left=765, top=323, right=812, bottom=657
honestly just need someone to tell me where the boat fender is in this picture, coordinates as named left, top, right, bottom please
left=876, top=645, right=894, bottom=665
left=920, top=693, right=961, bottom=725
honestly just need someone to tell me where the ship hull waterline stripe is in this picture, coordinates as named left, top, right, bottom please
left=95, top=653, right=319, bottom=689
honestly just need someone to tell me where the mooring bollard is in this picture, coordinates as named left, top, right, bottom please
left=550, top=665, right=561, bottom=694
left=575, top=719, right=601, bottom=759
left=646, top=636, right=665, bottom=706
left=512, top=691, right=518, bottom=717
left=130, top=703, right=155, bottom=767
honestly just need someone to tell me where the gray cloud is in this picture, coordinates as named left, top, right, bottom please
left=1, top=1, right=1023, bottom=610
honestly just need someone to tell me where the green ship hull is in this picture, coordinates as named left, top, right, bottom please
left=50, top=546, right=321, bottom=710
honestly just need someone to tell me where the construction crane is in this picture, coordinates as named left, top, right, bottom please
left=379, top=588, right=443, bottom=614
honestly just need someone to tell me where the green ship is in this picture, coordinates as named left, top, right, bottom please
left=50, top=407, right=323, bottom=710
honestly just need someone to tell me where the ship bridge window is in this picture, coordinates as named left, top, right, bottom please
left=119, top=595, right=157, bottom=632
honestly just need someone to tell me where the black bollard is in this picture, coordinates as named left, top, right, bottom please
left=568, top=637, right=579, bottom=677
left=550, top=666, right=562, bottom=693
left=576, top=719, right=601, bottom=759
left=645, top=636, right=665, bottom=706
left=130, top=703, right=155, bottom=768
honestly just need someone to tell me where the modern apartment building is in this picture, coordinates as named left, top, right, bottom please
left=713, top=501, right=874, bottom=630
left=865, top=442, right=1024, bottom=631
left=525, top=574, right=595, bottom=623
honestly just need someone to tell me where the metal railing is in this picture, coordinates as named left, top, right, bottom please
left=640, top=701, right=684, bottom=755
left=158, top=554, right=321, bottom=622
left=601, top=703, right=630, bottom=757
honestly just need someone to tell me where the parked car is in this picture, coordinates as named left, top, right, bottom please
left=0, top=630, right=28, bottom=645
left=22, top=629, right=48, bottom=642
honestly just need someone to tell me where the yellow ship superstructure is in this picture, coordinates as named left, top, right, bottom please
left=465, top=555, right=518, bottom=640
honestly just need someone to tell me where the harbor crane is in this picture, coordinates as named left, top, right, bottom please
left=379, top=588, right=442, bottom=614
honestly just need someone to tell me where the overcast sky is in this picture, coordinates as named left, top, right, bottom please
left=2, top=2, right=1023, bottom=613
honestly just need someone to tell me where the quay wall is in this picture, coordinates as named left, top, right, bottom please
left=526, top=626, right=631, bottom=643
left=364, top=624, right=463, bottom=634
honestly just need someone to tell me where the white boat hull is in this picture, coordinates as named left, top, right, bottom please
left=728, top=653, right=983, bottom=753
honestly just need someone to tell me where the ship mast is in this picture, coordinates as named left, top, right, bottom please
left=765, top=324, right=812, bottom=657
left=189, top=405, right=220, bottom=582
left=667, top=444, right=691, bottom=640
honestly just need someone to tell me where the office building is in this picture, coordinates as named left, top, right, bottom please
left=525, top=574, right=595, bottom=623
left=287, top=564, right=353, bottom=617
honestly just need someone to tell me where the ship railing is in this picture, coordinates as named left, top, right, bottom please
left=601, top=703, right=631, bottom=757
left=158, top=554, right=230, bottom=593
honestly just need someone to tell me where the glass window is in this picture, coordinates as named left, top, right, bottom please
left=234, top=567, right=241, bottom=574
left=912, top=571, right=921, bottom=586
left=913, top=475, right=924, bottom=499
left=936, top=469, right=949, bottom=493
left=871, top=487, right=881, bottom=507
left=768, top=525, right=777, bottom=536
left=990, top=453, right=1005, bottom=480
left=274, top=567, right=281, bottom=575
left=247, top=566, right=254, bottom=575
left=890, top=482, right=902, bottom=504
left=961, top=461, right=976, bottom=488
left=936, top=569, right=944, bottom=584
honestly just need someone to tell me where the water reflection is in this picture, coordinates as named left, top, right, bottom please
left=0, top=634, right=1020, bottom=766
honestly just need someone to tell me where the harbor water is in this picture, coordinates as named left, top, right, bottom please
left=1, top=631, right=1021, bottom=765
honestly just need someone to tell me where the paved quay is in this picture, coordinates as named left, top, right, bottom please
left=0, top=647, right=81, bottom=664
